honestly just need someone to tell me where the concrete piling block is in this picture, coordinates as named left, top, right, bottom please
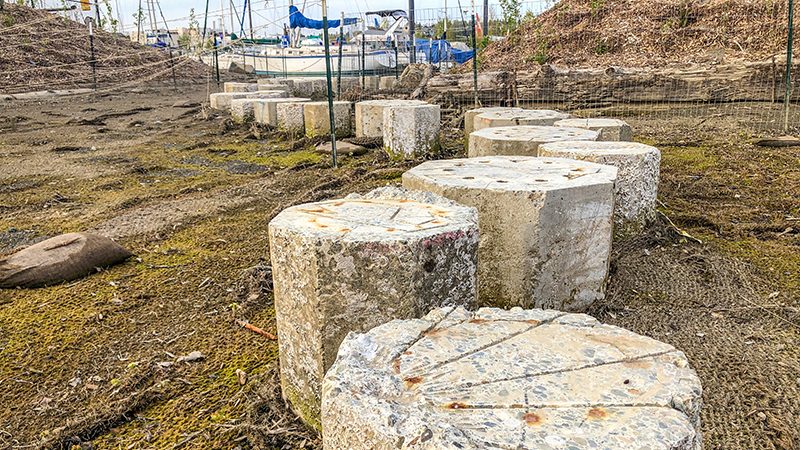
left=277, top=102, right=307, bottom=135
left=223, top=82, right=258, bottom=93
left=539, top=141, right=661, bottom=238
left=303, top=101, right=353, bottom=137
left=464, top=107, right=522, bottom=138
left=253, top=97, right=311, bottom=126
left=257, top=84, right=292, bottom=93
left=332, top=77, right=359, bottom=94
left=292, top=79, right=314, bottom=97
left=209, top=92, right=250, bottom=110
left=229, top=98, right=257, bottom=122
left=404, top=156, right=618, bottom=310
left=473, top=109, right=572, bottom=131
left=383, top=103, right=440, bottom=160
left=355, top=99, right=427, bottom=138
left=380, top=76, right=397, bottom=90
left=323, top=305, right=703, bottom=450
left=269, top=187, right=479, bottom=431
left=364, top=76, right=380, bottom=90
left=468, top=125, right=597, bottom=158
left=554, top=118, right=633, bottom=141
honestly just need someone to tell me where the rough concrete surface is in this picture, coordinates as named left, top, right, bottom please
left=403, top=156, right=617, bottom=310
left=473, top=109, right=572, bottom=131
left=468, top=125, right=598, bottom=158
left=539, top=141, right=661, bottom=238
left=253, top=97, right=311, bottom=126
left=380, top=76, right=397, bottom=90
left=277, top=101, right=307, bottom=134
left=304, top=101, right=353, bottom=137
left=554, top=118, right=633, bottom=141
left=323, top=306, right=703, bottom=450
left=465, top=106, right=523, bottom=138
left=383, top=104, right=441, bottom=160
left=230, top=99, right=257, bottom=122
left=355, top=99, right=428, bottom=137
left=269, top=187, right=479, bottom=431
left=223, top=82, right=258, bottom=93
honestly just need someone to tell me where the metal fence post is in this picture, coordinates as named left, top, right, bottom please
left=785, top=0, right=795, bottom=132
left=322, top=0, right=338, bottom=168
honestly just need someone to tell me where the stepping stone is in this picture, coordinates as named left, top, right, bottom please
left=254, top=97, right=311, bottom=126
left=269, top=187, right=479, bottom=431
left=464, top=106, right=522, bottom=137
left=384, top=103, right=440, bottom=160
left=229, top=92, right=289, bottom=122
left=554, top=118, right=633, bottom=141
left=468, top=125, right=598, bottom=158
left=403, top=156, right=617, bottom=310
left=223, top=82, right=258, bottom=93
left=209, top=92, right=250, bottom=110
left=355, top=99, right=428, bottom=137
left=277, top=101, right=307, bottom=135
left=304, top=101, right=353, bottom=137
left=323, top=306, right=703, bottom=450
left=539, top=141, right=661, bottom=238
left=473, top=109, right=571, bottom=131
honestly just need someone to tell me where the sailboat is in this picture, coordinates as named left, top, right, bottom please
left=206, top=5, right=425, bottom=76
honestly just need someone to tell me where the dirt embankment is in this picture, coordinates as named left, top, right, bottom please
left=0, top=4, right=210, bottom=94
left=475, top=0, right=791, bottom=71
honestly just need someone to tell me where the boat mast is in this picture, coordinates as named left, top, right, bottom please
left=219, top=0, right=226, bottom=43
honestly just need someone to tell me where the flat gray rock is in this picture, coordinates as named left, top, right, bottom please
left=323, top=306, right=703, bottom=450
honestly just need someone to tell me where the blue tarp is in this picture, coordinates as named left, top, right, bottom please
left=289, top=5, right=357, bottom=29
left=414, top=38, right=473, bottom=64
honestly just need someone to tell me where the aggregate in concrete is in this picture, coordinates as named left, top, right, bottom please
left=323, top=306, right=703, bottom=450
left=253, top=97, right=311, bottom=126
left=473, top=109, right=572, bottom=131
left=304, top=101, right=353, bottom=137
left=468, top=125, right=598, bottom=158
left=209, top=92, right=250, bottom=110
left=403, top=156, right=617, bottom=310
left=383, top=103, right=440, bottom=160
left=229, top=98, right=257, bottom=122
left=277, top=101, right=307, bottom=134
left=464, top=106, right=523, bottom=137
left=539, top=141, right=661, bottom=238
left=269, top=187, right=479, bottom=431
left=355, top=100, right=428, bottom=137
left=554, top=118, right=633, bottom=141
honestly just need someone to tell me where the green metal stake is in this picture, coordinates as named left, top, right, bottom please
left=393, top=39, right=399, bottom=79
left=785, top=0, right=795, bottom=132
left=322, top=0, right=338, bottom=168
left=89, top=21, right=97, bottom=91
left=337, top=11, right=344, bottom=100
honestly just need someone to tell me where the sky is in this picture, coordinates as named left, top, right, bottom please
left=41, top=0, right=550, bottom=36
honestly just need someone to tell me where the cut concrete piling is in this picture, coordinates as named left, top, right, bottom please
left=554, top=118, right=633, bottom=141
left=223, top=82, right=258, bottom=93
left=304, top=101, right=353, bottom=137
left=468, top=125, right=598, bottom=158
left=230, top=98, right=256, bottom=122
left=404, top=156, right=617, bottom=310
left=355, top=99, right=427, bottom=137
left=277, top=102, right=307, bottom=134
left=465, top=106, right=522, bottom=138
left=209, top=92, right=250, bottom=110
left=253, top=97, right=311, bottom=126
left=257, top=84, right=291, bottom=93
left=383, top=103, right=440, bottom=160
left=323, top=306, right=703, bottom=450
left=473, top=109, right=571, bottom=131
left=292, top=79, right=314, bottom=97
left=269, top=187, right=479, bottom=431
left=539, top=141, right=661, bottom=238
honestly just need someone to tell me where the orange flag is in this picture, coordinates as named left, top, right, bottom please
left=475, top=13, right=483, bottom=38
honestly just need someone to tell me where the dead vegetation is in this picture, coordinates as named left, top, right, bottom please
left=476, top=0, right=792, bottom=71
left=0, top=4, right=209, bottom=94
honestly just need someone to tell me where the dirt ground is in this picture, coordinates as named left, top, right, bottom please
left=0, top=82, right=798, bottom=450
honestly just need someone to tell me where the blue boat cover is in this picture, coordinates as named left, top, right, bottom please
left=415, top=39, right=473, bottom=64
left=289, top=5, right=357, bottom=29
